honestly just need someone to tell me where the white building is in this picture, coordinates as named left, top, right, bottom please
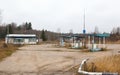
left=5, top=34, right=38, bottom=44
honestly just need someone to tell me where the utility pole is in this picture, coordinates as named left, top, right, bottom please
left=83, top=9, right=86, bottom=48
left=83, top=9, right=86, bottom=34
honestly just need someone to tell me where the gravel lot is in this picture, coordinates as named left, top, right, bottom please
left=0, top=44, right=119, bottom=75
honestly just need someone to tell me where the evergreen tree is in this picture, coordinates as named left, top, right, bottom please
left=17, top=26, right=21, bottom=30
left=0, top=26, right=7, bottom=38
left=25, top=22, right=28, bottom=30
left=41, top=29, right=47, bottom=41
left=7, top=24, right=13, bottom=34
left=28, top=22, right=32, bottom=30
left=25, top=22, right=32, bottom=30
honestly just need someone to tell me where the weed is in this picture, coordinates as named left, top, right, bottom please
left=86, top=55, right=120, bottom=73
left=0, top=42, right=20, bottom=61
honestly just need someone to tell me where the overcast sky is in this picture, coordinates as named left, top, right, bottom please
left=0, top=0, right=120, bottom=33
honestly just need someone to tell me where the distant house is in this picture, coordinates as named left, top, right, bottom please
left=5, top=34, right=38, bottom=44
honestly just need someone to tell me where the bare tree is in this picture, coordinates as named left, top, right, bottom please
left=111, top=27, right=116, bottom=34
left=69, top=29, right=73, bottom=34
left=94, top=26, right=99, bottom=34
left=116, top=27, right=120, bottom=35
left=111, top=27, right=120, bottom=35
left=57, top=28, right=61, bottom=34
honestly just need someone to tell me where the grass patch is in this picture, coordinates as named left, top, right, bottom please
left=86, top=54, right=120, bottom=73
left=0, top=43, right=21, bottom=61
left=68, top=54, right=120, bottom=75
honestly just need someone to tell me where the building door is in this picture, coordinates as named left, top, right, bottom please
left=24, top=39, right=29, bottom=44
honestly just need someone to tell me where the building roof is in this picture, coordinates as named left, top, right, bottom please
left=90, top=33, right=110, bottom=37
left=60, top=34, right=86, bottom=38
left=6, top=34, right=36, bottom=38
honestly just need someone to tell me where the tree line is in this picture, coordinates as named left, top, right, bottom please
left=0, top=22, right=120, bottom=42
left=109, top=27, right=120, bottom=42
left=0, top=22, right=59, bottom=41
left=0, top=22, right=32, bottom=38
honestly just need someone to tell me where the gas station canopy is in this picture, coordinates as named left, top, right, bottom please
left=90, top=33, right=110, bottom=38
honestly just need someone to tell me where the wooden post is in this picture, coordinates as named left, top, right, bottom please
left=84, top=62, right=87, bottom=71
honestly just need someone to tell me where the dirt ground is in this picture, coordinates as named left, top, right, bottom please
left=0, top=44, right=120, bottom=75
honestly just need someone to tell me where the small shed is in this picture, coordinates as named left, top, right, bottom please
left=5, top=34, right=38, bottom=44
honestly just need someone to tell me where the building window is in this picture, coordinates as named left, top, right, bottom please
left=29, top=38, right=36, bottom=42
left=14, top=38, right=24, bottom=44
